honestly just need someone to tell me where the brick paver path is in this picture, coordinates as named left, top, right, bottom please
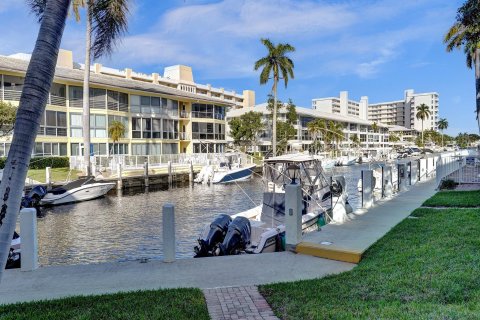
left=203, top=286, right=279, bottom=320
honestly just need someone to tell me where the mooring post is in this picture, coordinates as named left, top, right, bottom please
left=168, top=161, right=173, bottom=186
left=398, top=163, right=407, bottom=191
left=419, top=158, right=427, bottom=181
left=163, top=204, right=176, bottom=263
left=117, top=163, right=123, bottom=190
left=189, top=161, right=194, bottom=183
left=144, top=161, right=149, bottom=187
left=383, top=166, right=393, bottom=197
left=410, top=161, right=418, bottom=185
left=45, top=166, right=52, bottom=189
left=285, top=182, right=302, bottom=250
left=361, top=170, right=374, bottom=208
left=20, top=208, right=38, bottom=271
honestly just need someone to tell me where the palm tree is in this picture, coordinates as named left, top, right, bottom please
left=74, top=0, right=129, bottom=175
left=254, top=39, right=295, bottom=156
left=327, top=121, right=345, bottom=156
left=0, top=0, right=72, bottom=283
left=307, top=119, right=326, bottom=153
left=371, top=122, right=378, bottom=133
left=437, top=118, right=449, bottom=148
left=108, top=120, right=126, bottom=155
left=416, top=103, right=431, bottom=150
left=444, top=1, right=480, bottom=132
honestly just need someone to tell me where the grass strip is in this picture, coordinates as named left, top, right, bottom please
left=260, top=207, right=480, bottom=319
left=27, top=168, right=82, bottom=183
left=0, top=288, right=209, bottom=320
left=422, top=190, right=480, bottom=207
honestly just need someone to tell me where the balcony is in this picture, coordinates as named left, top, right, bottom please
left=180, top=111, right=190, bottom=119
left=179, top=132, right=190, bottom=140
left=2, top=89, right=66, bottom=107
left=191, top=111, right=225, bottom=120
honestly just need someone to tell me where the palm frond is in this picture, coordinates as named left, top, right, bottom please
left=260, top=38, right=275, bottom=53
left=254, top=57, right=270, bottom=71
left=72, top=0, right=87, bottom=22
left=26, top=0, right=48, bottom=21
left=91, top=0, right=130, bottom=59
left=259, top=64, right=272, bottom=85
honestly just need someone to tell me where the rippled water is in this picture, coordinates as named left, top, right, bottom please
left=36, top=163, right=380, bottom=266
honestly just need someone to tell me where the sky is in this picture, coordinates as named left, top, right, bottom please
left=0, top=0, right=475, bottom=135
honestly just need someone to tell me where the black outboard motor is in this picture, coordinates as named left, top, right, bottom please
left=331, top=176, right=346, bottom=197
left=6, top=231, right=21, bottom=269
left=194, top=214, right=232, bottom=257
left=21, top=185, right=47, bottom=217
left=214, top=216, right=251, bottom=256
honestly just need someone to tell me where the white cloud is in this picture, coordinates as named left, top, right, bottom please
left=0, top=0, right=23, bottom=13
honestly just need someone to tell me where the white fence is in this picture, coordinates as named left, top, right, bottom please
left=435, top=150, right=477, bottom=188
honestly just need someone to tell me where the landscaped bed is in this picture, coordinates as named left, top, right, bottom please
left=260, top=202, right=480, bottom=318
left=422, top=190, right=480, bottom=207
left=0, top=288, right=209, bottom=320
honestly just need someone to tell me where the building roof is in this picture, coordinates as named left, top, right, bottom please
left=0, top=55, right=235, bottom=106
left=228, top=103, right=388, bottom=127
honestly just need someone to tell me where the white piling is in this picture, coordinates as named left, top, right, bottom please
left=168, top=161, right=173, bottom=186
left=163, top=204, right=176, bottom=263
left=20, top=208, right=38, bottom=271
left=45, top=167, right=51, bottom=189
left=419, top=158, right=427, bottom=181
left=410, top=161, right=418, bottom=185
left=117, top=163, right=123, bottom=190
left=144, top=161, right=149, bottom=187
left=398, top=163, right=407, bottom=191
left=189, top=161, right=194, bottom=183
left=361, top=170, right=374, bottom=208
left=383, top=166, right=393, bottom=197
left=285, top=183, right=302, bottom=249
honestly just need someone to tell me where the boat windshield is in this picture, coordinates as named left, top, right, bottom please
left=263, top=159, right=329, bottom=191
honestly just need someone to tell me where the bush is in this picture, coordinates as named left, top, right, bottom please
left=440, top=179, right=457, bottom=190
left=0, top=156, right=69, bottom=169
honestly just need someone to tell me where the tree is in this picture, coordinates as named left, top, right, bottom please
left=108, top=120, right=126, bottom=155
left=444, top=0, right=480, bottom=133
left=349, top=133, right=360, bottom=148
left=437, top=118, right=449, bottom=147
left=371, top=122, right=378, bottom=133
left=388, top=133, right=400, bottom=143
left=0, top=102, right=16, bottom=137
left=416, top=103, right=431, bottom=150
left=0, top=0, right=72, bottom=283
left=74, top=0, right=129, bottom=175
left=327, top=121, right=345, bottom=156
left=254, top=39, right=295, bottom=156
left=307, top=118, right=327, bottom=153
left=285, top=99, right=298, bottom=125
left=228, top=111, right=264, bottom=150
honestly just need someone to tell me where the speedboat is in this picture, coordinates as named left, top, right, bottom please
left=194, top=154, right=349, bottom=257
left=40, top=176, right=115, bottom=206
left=195, top=153, right=255, bottom=184
left=337, top=156, right=357, bottom=166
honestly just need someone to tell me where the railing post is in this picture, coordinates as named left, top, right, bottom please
left=285, top=182, right=302, bottom=249
left=117, top=163, right=123, bottom=190
left=163, top=204, right=176, bottom=263
left=144, top=161, right=149, bottom=187
left=168, top=161, right=173, bottom=187
left=20, top=208, right=38, bottom=271
left=45, top=166, right=52, bottom=190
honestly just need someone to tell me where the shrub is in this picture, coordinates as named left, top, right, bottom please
left=440, top=179, right=457, bottom=190
left=0, top=156, right=70, bottom=169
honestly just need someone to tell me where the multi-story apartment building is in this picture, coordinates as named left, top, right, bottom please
left=0, top=50, right=255, bottom=157
left=227, top=103, right=390, bottom=155
left=313, top=90, right=439, bottom=132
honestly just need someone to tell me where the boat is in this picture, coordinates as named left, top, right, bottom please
left=337, top=156, right=357, bottom=166
left=6, top=231, right=21, bottom=269
left=194, top=154, right=349, bottom=257
left=40, top=176, right=115, bottom=206
left=194, top=153, right=255, bottom=184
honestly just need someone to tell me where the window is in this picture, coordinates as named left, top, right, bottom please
left=131, top=143, right=161, bottom=155
left=108, top=143, right=128, bottom=155
left=39, top=111, right=67, bottom=136
left=70, top=113, right=83, bottom=137
left=34, top=142, right=67, bottom=156
left=69, top=86, right=83, bottom=108
left=89, top=88, right=106, bottom=109
left=107, top=115, right=129, bottom=138
left=132, top=118, right=141, bottom=138
left=142, top=118, right=151, bottom=138
left=90, top=115, right=106, bottom=138
left=152, top=118, right=162, bottom=138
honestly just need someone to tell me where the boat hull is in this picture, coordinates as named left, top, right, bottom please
left=212, top=165, right=256, bottom=184
left=40, top=183, right=115, bottom=206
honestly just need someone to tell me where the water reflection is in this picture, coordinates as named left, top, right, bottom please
left=37, top=163, right=376, bottom=266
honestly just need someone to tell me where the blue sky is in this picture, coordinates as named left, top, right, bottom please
left=0, top=0, right=475, bottom=135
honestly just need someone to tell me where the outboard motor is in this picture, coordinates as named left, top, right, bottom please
left=214, top=216, right=251, bottom=256
left=21, top=185, right=47, bottom=217
left=194, top=214, right=232, bottom=257
left=331, top=176, right=346, bottom=197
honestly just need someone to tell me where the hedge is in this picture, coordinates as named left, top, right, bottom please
left=0, top=156, right=70, bottom=170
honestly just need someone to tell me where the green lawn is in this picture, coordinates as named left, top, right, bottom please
left=27, top=167, right=82, bottom=183
left=0, top=288, right=209, bottom=320
left=423, top=190, right=480, bottom=207
left=260, top=205, right=480, bottom=319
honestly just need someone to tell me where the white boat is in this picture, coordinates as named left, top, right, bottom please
left=337, top=156, right=357, bottom=166
left=194, top=154, right=349, bottom=257
left=195, top=153, right=255, bottom=184
left=40, top=176, right=115, bottom=206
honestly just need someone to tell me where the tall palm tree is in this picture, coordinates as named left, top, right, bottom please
left=444, top=1, right=480, bottom=133
left=108, top=120, right=126, bottom=155
left=254, top=39, right=295, bottom=156
left=327, top=121, right=345, bottom=156
left=437, top=118, right=449, bottom=148
left=307, top=118, right=326, bottom=153
left=416, top=103, right=431, bottom=150
left=371, top=122, right=378, bottom=133
left=0, top=0, right=72, bottom=283
left=74, top=0, right=129, bottom=175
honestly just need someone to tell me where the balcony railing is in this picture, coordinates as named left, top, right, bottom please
left=191, top=111, right=225, bottom=120
left=2, top=89, right=66, bottom=107
left=179, top=132, right=190, bottom=140
left=180, top=111, right=190, bottom=119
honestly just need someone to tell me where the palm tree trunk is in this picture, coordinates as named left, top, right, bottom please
left=421, top=120, right=424, bottom=151
left=476, top=48, right=480, bottom=134
left=0, top=0, right=70, bottom=282
left=441, top=130, right=444, bottom=148
left=272, top=78, right=278, bottom=157
left=83, top=1, right=92, bottom=176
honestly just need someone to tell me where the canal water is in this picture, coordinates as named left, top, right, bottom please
left=36, top=163, right=381, bottom=266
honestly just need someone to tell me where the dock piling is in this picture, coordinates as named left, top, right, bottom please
left=285, top=183, right=302, bottom=249
left=168, top=161, right=173, bottom=187
left=45, top=166, right=51, bottom=190
left=383, top=166, right=393, bottom=197
left=162, top=204, right=176, bottom=263
left=144, top=161, right=149, bottom=187
left=361, top=170, right=374, bottom=208
left=189, top=161, right=194, bottom=183
left=20, top=208, right=38, bottom=272
left=117, top=163, right=123, bottom=190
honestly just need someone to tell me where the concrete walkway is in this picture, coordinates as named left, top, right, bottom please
left=297, top=178, right=437, bottom=262
left=0, top=251, right=354, bottom=305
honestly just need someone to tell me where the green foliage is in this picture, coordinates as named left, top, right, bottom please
left=307, top=118, right=327, bottom=153
left=0, top=288, right=209, bottom=320
left=285, top=99, right=298, bottom=125
left=349, top=133, right=360, bottom=147
left=228, top=111, right=264, bottom=147
left=261, top=204, right=480, bottom=319
left=0, top=157, right=70, bottom=170
left=254, top=38, right=295, bottom=88
left=455, top=132, right=479, bottom=147
left=0, top=101, right=16, bottom=137
left=423, top=190, right=480, bottom=207
left=437, top=118, right=449, bottom=131
left=439, top=179, right=457, bottom=190
left=388, top=133, right=400, bottom=143
left=371, top=122, right=378, bottom=133
left=108, top=120, right=126, bottom=143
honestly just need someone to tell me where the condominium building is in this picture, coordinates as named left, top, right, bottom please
left=0, top=49, right=255, bottom=157
left=313, top=89, right=439, bottom=132
left=227, top=103, right=391, bottom=155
